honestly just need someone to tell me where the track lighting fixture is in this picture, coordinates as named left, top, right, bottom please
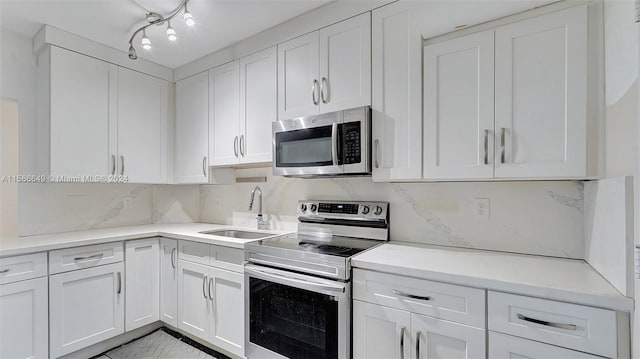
left=127, top=0, right=194, bottom=60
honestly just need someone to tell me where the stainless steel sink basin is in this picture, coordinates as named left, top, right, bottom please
left=199, top=229, right=270, bottom=240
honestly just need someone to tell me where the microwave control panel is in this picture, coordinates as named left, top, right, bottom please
left=342, top=122, right=361, bottom=165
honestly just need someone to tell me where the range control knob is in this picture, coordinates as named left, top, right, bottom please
left=374, top=206, right=383, bottom=216
left=300, top=203, right=307, bottom=212
left=310, top=204, right=318, bottom=212
left=361, top=205, right=370, bottom=215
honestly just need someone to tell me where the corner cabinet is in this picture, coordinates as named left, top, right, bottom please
left=175, top=71, right=209, bottom=183
left=423, top=4, right=600, bottom=180
left=278, top=13, right=371, bottom=119
left=160, top=238, right=178, bottom=327
left=209, top=47, right=276, bottom=167
left=125, top=238, right=160, bottom=331
left=37, top=46, right=171, bottom=183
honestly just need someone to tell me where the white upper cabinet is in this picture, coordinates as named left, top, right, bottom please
left=371, top=3, right=424, bottom=181
left=278, top=32, right=319, bottom=119
left=423, top=30, right=495, bottom=180
left=209, top=61, right=240, bottom=166
left=240, top=47, right=277, bottom=164
left=117, top=68, right=170, bottom=183
left=45, top=46, right=117, bottom=177
left=278, top=13, right=371, bottom=120
left=175, top=71, right=209, bottom=183
left=494, top=6, right=588, bottom=178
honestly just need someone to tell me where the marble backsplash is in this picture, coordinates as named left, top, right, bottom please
left=201, top=167, right=585, bottom=259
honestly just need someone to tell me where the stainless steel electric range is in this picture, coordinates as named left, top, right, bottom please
left=245, top=200, right=389, bottom=359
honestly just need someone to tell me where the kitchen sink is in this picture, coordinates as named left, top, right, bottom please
left=199, top=229, right=270, bottom=240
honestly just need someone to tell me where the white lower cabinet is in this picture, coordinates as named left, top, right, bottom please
left=160, top=238, right=178, bottom=327
left=489, top=331, right=601, bottom=359
left=125, top=238, right=160, bottom=331
left=177, top=257, right=245, bottom=357
left=353, top=300, right=485, bottom=359
left=0, top=277, right=48, bottom=359
left=49, top=262, right=125, bottom=358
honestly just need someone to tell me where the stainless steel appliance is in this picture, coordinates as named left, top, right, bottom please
left=272, top=107, right=371, bottom=177
left=245, top=200, right=389, bottom=359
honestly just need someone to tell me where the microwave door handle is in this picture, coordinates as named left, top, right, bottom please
left=331, top=123, right=339, bottom=166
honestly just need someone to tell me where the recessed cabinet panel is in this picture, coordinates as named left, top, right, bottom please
left=412, top=313, right=486, bottom=359
left=125, top=239, right=160, bottom=331
left=177, top=260, right=211, bottom=341
left=175, top=72, right=209, bottom=183
left=49, top=46, right=117, bottom=177
left=489, top=332, right=602, bottom=359
left=210, top=267, right=245, bottom=356
left=278, top=32, right=320, bottom=119
left=353, top=300, right=411, bottom=359
left=424, top=30, right=495, bottom=179
left=160, top=239, right=178, bottom=327
left=494, top=6, right=588, bottom=178
left=209, top=61, right=241, bottom=166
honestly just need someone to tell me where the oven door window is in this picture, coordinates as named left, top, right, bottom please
left=275, top=126, right=339, bottom=167
left=250, top=277, right=338, bottom=359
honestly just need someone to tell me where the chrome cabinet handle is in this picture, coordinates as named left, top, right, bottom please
left=374, top=139, right=380, bottom=169
left=208, top=277, right=214, bottom=301
left=240, top=135, right=245, bottom=157
left=120, top=155, right=125, bottom=175
left=312, top=79, right=319, bottom=105
left=202, top=156, right=207, bottom=177
left=234, top=136, right=239, bottom=158
left=320, top=77, right=328, bottom=104
left=330, top=123, right=338, bottom=166
left=416, top=330, right=423, bottom=359
left=0, top=269, right=9, bottom=274
left=393, top=289, right=431, bottom=301
left=111, top=154, right=116, bottom=175
left=500, top=127, right=506, bottom=164
left=399, top=326, right=406, bottom=359
left=483, top=130, right=489, bottom=165
left=117, top=272, right=122, bottom=294
left=170, top=248, right=176, bottom=269
left=517, top=314, right=577, bottom=331
left=203, top=275, right=208, bottom=299
left=74, top=253, right=104, bottom=263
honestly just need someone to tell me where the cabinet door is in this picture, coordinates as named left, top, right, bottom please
left=50, top=46, right=117, bottom=177
left=371, top=4, right=423, bottom=181
left=412, top=313, right=486, bottom=359
left=177, top=260, right=211, bottom=341
left=0, top=277, right=48, bottom=359
left=49, top=262, right=124, bottom=358
left=240, top=47, right=277, bottom=164
left=488, top=331, right=601, bottom=359
left=209, top=267, right=245, bottom=357
left=278, top=31, right=320, bottom=119
left=117, top=67, right=169, bottom=183
left=319, top=13, right=371, bottom=113
left=423, top=30, right=495, bottom=180
left=160, top=238, right=178, bottom=327
left=494, top=6, right=587, bottom=178
left=353, top=300, right=411, bottom=359
left=209, top=61, right=240, bottom=166
left=125, top=238, right=159, bottom=331
left=175, top=72, right=209, bottom=183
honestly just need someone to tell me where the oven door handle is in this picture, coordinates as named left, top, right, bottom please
left=331, top=123, right=339, bottom=166
left=245, top=265, right=346, bottom=295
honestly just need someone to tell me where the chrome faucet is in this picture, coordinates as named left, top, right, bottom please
left=249, top=186, right=269, bottom=230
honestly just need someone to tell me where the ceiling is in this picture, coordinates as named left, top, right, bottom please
left=0, top=0, right=332, bottom=68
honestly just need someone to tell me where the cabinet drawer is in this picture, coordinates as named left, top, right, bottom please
left=353, top=269, right=485, bottom=328
left=0, top=253, right=47, bottom=284
left=489, top=331, right=602, bottom=359
left=178, top=240, right=209, bottom=265
left=49, top=242, right=123, bottom=274
left=488, top=291, right=617, bottom=358
left=210, top=245, right=244, bottom=272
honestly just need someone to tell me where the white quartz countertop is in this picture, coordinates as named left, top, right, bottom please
left=351, top=242, right=634, bottom=312
left=0, top=223, right=292, bottom=257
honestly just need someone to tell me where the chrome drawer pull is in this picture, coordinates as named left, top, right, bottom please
left=74, top=253, right=104, bottom=262
left=516, top=313, right=577, bottom=331
left=208, top=277, right=214, bottom=301
left=415, top=330, right=422, bottom=359
left=399, top=326, right=406, bottom=359
left=0, top=269, right=9, bottom=274
left=393, top=289, right=431, bottom=301
left=203, top=276, right=208, bottom=299
left=117, top=272, right=122, bottom=294
left=171, top=248, right=176, bottom=269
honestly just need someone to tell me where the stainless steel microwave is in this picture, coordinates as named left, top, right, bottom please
left=272, top=107, right=371, bottom=177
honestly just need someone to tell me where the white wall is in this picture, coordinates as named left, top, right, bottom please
left=0, top=100, right=19, bottom=238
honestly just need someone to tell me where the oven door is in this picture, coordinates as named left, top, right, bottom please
left=245, top=264, right=350, bottom=359
left=272, top=112, right=343, bottom=176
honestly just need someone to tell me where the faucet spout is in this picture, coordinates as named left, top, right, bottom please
left=249, top=186, right=268, bottom=230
